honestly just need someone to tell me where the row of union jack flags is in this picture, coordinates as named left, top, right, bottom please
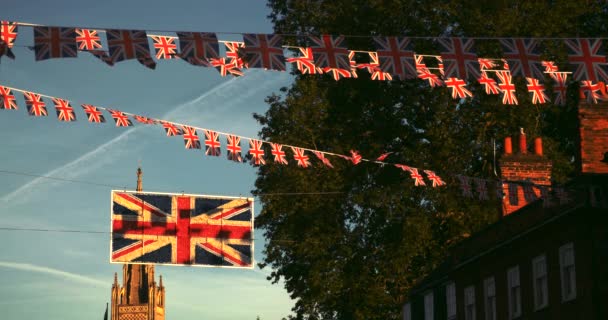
left=3, top=21, right=608, bottom=104
left=0, top=83, right=574, bottom=205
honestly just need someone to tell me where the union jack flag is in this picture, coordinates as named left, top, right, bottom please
left=0, top=86, right=17, bottom=110
left=108, top=109, right=132, bottom=127
left=478, top=72, right=501, bottom=95
left=542, top=61, right=559, bottom=73
left=204, top=130, right=221, bottom=156
left=1, top=21, right=18, bottom=48
left=248, top=139, right=265, bottom=166
left=291, top=147, right=311, bottom=168
left=270, top=143, right=288, bottom=165
left=526, top=77, right=549, bottom=104
left=372, top=36, right=416, bottom=80
left=499, top=38, right=543, bottom=78
left=365, top=52, right=393, bottom=81
left=133, top=115, right=156, bottom=124
left=445, top=78, right=473, bottom=99
left=286, top=47, right=322, bottom=74
left=496, top=71, right=518, bottom=105
left=151, top=35, right=178, bottom=59
left=211, top=57, right=244, bottom=77
left=474, top=178, right=489, bottom=200
left=33, top=27, right=77, bottom=60
left=438, top=38, right=479, bottom=79
left=161, top=121, right=182, bottom=136
left=75, top=29, right=102, bottom=50
left=182, top=126, right=201, bottom=149
left=309, top=35, right=350, bottom=69
left=313, top=151, right=333, bottom=168
left=457, top=175, right=473, bottom=198
left=407, top=167, right=426, bottom=186
left=550, top=72, right=569, bottom=106
left=81, top=104, right=105, bottom=122
left=565, top=38, right=608, bottom=82
left=507, top=183, right=519, bottom=205
left=242, top=34, right=285, bottom=71
left=376, top=152, right=393, bottom=162
left=478, top=58, right=497, bottom=70
left=0, top=39, right=15, bottom=60
left=226, top=135, right=243, bottom=162
left=52, top=98, right=76, bottom=122
left=111, top=191, right=254, bottom=268
left=106, top=29, right=155, bottom=69
left=177, top=32, right=219, bottom=66
left=415, top=55, right=443, bottom=87
left=24, top=92, right=47, bottom=116
left=579, top=80, right=606, bottom=104
left=224, top=41, right=247, bottom=69
left=349, top=150, right=362, bottom=165
left=423, top=170, right=445, bottom=187
left=322, top=66, right=353, bottom=81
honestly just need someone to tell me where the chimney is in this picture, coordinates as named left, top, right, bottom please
left=499, top=129, right=552, bottom=216
left=578, top=101, right=608, bottom=174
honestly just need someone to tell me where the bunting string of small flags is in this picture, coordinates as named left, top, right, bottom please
left=0, top=83, right=576, bottom=207
left=5, top=20, right=608, bottom=104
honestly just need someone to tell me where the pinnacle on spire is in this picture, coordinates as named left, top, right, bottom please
left=114, top=272, right=118, bottom=285
left=159, top=275, right=163, bottom=287
left=136, top=167, right=143, bottom=192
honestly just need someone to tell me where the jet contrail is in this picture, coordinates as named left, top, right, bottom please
left=0, top=261, right=106, bottom=287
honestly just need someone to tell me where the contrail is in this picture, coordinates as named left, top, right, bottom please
left=0, top=261, right=106, bottom=287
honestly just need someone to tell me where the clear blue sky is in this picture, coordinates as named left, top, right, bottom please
left=0, top=1, right=295, bottom=319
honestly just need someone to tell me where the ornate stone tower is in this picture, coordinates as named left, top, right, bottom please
left=111, top=167, right=166, bottom=320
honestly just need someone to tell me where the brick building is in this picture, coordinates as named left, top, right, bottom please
left=403, top=102, right=608, bottom=320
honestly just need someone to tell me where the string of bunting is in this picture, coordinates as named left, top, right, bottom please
left=3, top=20, right=608, bottom=104
left=0, top=83, right=573, bottom=207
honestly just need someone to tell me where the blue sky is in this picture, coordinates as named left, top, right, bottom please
left=0, top=1, right=296, bottom=319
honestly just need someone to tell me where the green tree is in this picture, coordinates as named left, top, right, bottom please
left=254, top=1, right=607, bottom=319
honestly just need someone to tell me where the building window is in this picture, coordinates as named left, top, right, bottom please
left=484, top=277, right=496, bottom=320
left=424, top=291, right=434, bottom=320
left=532, top=254, right=548, bottom=310
left=507, top=266, right=522, bottom=319
left=464, top=285, right=476, bottom=320
left=559, top=243, right=576, bottom=302
left=446, top=282, right=456, bottom=320
left=403, top=302, right=411, bottom=320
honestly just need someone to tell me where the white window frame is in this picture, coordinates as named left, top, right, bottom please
left=424, top=291, right=434, bottom=320
left=507, top=266, right=522, bottom=319
left=559, top=242, right=577, bottom=302
left=464, top=285, right=476, bottom=320
left=483, top=277, right=496, bottom=320
left=446, top=282, right=457, bottom=320
left=403, top=302, right=411, bottom=320
left=532, top=254, right=549, bottom=310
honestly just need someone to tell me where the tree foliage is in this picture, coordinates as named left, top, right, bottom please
left=254, top=1, right=608, bottom=319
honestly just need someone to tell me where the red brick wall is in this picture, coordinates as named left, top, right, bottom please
left=500, top=157, right=552, bottom=216
left=578, top=103, right=608, bottom=174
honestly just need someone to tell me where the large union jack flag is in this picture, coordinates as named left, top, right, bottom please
left=309, top=35, right=350, bottom=69
left=33, top=27, right=78, bottom=60
left=564, top=38, right=608, bottom=82
left=438, top=38, right=479, bottom=80
left=177, top=32, right=219, bottom=66
left=372, top=36, right=416, bottom=80
left=499, top=38, right=543, bottom=78
left=111, top=191, right=254, bottom=268
left=106, top=29, right=155, bottom=68
left=1, top=21, right=18, bottom=48
left=242, top=34, right=285, bottom=71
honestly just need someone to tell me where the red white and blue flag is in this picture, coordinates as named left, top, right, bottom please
left=182, top=126, right=201, bottom=149
left=291, top=147, right=311, bottom=168
left=438, top=38, right=479, bottom=80
left=106, top=29, right=155, bottom=69
left=579, top=80, right=606, bottom=104
left=108, top=109, right=133, bottom=127
left=211, top=57, right=244, bottom=77
left=226, top=135, right=243, bottom=162
left=248, top=139, right=265, bottom=166
left=415, top=55, right=444, bottom=87
left=444, top=77, right=473, bottom=99
left=423, top=170, right=445, bottom=187
left=270, top=143, right=288, bottom=165
left=1, top=21, right=18, bottom=48
left=224, top=41, right=247, bottom=69
left=177, top=32, right=219, bottom=66
left=133, top=115, right=156, bottom=124
left=309, top=35, right=350, bottom=69
left=0, top=86, right=18, bottom=110
left=81, top=104, right=105, bottom=122
left=313, top=151, right=333, bottom=168
left=286, top=47, right=321, bottom=74
left=499, top=38, right=543, bottom=78
left=496, top=71, right=518, bottom=105
left=242, top=34, right=285, bottom=71
left=151, top=35, right=178, bottom=60
left=372, top=36, right=416, bottom=80
left=526, top=77, right=549, bottom=104
left=477, top=72, right=500, bottom=95
left=33, top=27, right=78, bottom=60
left=75, top=29, right=102, bottom=51
left=24, top=92, right=47, bottom=116
left=204, top=130, right=221, bottom=156
left=565, top=38, right=608, bottom=82
left=162, top=121, right=183, bottom=136
left=52, top=98, right=76, bottom=121
left=550, top=72, right=569, bottom=106
left=111, top=191, right=254, bottom=268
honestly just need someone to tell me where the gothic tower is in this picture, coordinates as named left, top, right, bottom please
left=111, top=167, right=166, bottom=320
